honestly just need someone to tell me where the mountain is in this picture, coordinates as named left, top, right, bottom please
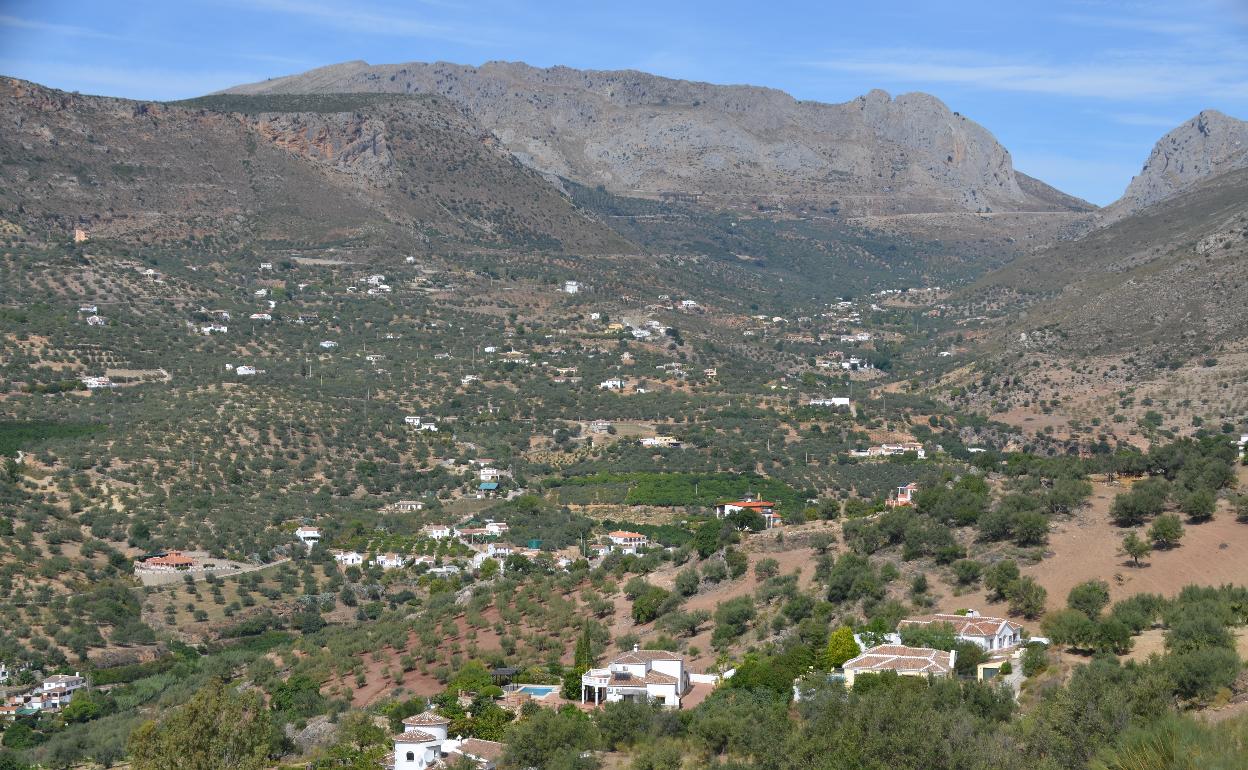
left=223, top=60, right=1093, bottom=218
left=977, top=164, right=1248, bottom=358
left=0, top=78, right=630, bottom=253
left=1103, top=110, right=1248, bottom=221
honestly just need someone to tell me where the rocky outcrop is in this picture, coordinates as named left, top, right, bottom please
left=1107, top=110, right=1248, bottom=220
left=223, top=60, right=1088, bottom=216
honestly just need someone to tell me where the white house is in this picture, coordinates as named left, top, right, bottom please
left=249, top=313, right=272, bottom=321
left=581, top=647, right=689, bottom=708
left=81, top=376, right=115, bottom=390
left=235, top=365, right=258, bottom=376
left=461, top=374, right=480, bottom=386
left=393, top=500, right=424, bottom=512
left=391, top=711, right=450, bottom=770
left=599, top=378, right=625, bottom=391
left=563, top=280, right=581, bottom=294
left=887, top=482, right=919, bottom=508
left=896, top=611, right=1023, bottom=652
left=607, top=530, right=648, bottom=554
left=417, top=416, right=438, bottom=432
left=808, top=397, right=851, bottom=407
left=319, top=340, right=337, bottom=349
left=294, top=526, right=321, bottom=549
left=423, top=524, right=453, bottom=540
left=715, top=499, right=775, bottom=519
left=200, top=324, right=227, bottom=335
left=259, top=262, right=274, bottom=271
left=640, top=436, right=681, bottom=449
left=483, top=521, right=510, bottom=536
left=479, top=467, right=503, bottom=482
left=842, top=645, right=954, bottom=688
left=331, top=550, right=364, bottom=567
left=374, top=552, right=410, bottom=570
left=254, top=288, right=268, bottom=297
left=36, top=673, right=88, bottom=711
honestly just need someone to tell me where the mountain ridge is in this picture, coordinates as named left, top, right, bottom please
left=222, top=59, right=1094, bottom=218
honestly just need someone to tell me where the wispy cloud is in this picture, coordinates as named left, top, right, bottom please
left=0, top=59, right=266, bottom=100
left=244, top=0, right=494, bottom=46
left=1104, top=111, right=1186, bottom=128
left=0, top=13, right=127, bottom=41
left=806, top=48, right=1248, bottom=101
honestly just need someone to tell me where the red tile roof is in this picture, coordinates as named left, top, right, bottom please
left=844, top=644, right=954, bottom=675
left=897, top=613, right=1021, bottom=638
left=402, top=711, right=451, bottom=726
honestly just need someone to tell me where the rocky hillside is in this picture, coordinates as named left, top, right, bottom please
left=223, top=60, right=1092, bottom=217
left=0, top=79, right=630, bottom=253
left=976, top=165, right=1248, bottom=358
left=1103, top=110, right=1248, bottom=222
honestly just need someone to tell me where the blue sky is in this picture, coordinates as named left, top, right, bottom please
left=2, top=0, right=1246, bottom=205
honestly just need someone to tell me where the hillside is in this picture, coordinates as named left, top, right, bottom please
left=979, top=166, right=1248, bottom=357
left=223, top=60, right=1094, bottom=219
left=0, top=79, right=630, bottom=254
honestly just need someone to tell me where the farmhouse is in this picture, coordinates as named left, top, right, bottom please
left=807, top=397, right=850, bottom=407
left=81, top=376, right=115, bottom=390
left=581, top=647, right=690, bottom=708
left=715, top=498, right=775, bottom=518
left=249, top=313, right=272, bottom=321
left=294, top=526, right=321, bottom=549
left=331, top=550, right=364, bottom=566
left=640, top=435, right=681, bottom=448
left=389, top=711, right=450, bottom=770
left=139, top=551, right=195, bottom=571
left=896, top=611, right=1023, bottom=652
left=842, top=645, right=955, bottom=688
left=393, top=500, right=424, bottom=512
left=423, top=524, right=453, bottom=540
left=319, top=340, right=337, bottom=349
left=374, top=553, right=410, bottom=570
left=599, top=378, right=626, bottom=390
left=887, top=482, right=919, bottom=508
left=607, top=530, right=648, bottom=554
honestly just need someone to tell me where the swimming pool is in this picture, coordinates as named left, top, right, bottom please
left=514, top=685, right=557, bottom=697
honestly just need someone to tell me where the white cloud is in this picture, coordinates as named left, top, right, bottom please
left=0, top=14, right=127, bottom=41
left=806, top=48, right=1248, bottom=102
left=243, top=0, right=493, bottom=46
left=0, top=60, right=267, bottom=100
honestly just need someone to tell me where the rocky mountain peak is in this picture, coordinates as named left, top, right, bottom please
left=1113, top=109, right=1248, bottom=217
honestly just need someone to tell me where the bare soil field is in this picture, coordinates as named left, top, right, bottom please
left=937, top=473, right=1248, bottom=617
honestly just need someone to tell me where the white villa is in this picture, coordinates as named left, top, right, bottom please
left=563, top=280, right=581, bottom=294
left=607, top=530, right=648, bottom=554
left=599, top=378, right=626, bottom=390
left=294, top=526, right=321, bottom=549
left=35, top=673, right=88, bottom=711
left=808, top=397, right=851, bottom=407
left=81, top=376, right=115, bottom=390
left=374, top=553, right=411, bottom=570
left=331, top=550, right=364, bottom=567
left=887, top=482, right=919, bottom=508
left=897, top=611, right=1023, bottom=652
left=715, top=498, right=775, bottom=518
left=842, top=645, right=955, bottom=688
left=423, top=524, right=453, bottom=540
left=640, top=435, right=681, bottom=448
left=390, top=711, right=450, bottom=770
left=581, top=647, right=690, bottom=708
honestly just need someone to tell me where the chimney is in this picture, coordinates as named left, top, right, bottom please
left=633, top=644, right=639, bottom=652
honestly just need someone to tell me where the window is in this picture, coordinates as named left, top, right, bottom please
left=406, top=751, right=415, bottom=761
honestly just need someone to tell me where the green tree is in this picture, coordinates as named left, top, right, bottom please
left=1149, top=513, right=1184, bottom=548
left=1181, top=489, right=1216, bottom=523
left=824, top=625, right=861, bottom=669
left=1009, top=577, right=1047, bottom=620
left=502, top=708, right=599, bottom=770
left=984, top=560, right=1020, bottom=602
left=1121, top=531, right=1152, bottom=566
left=128, top=679, right=271, bottom=770
left=1067, top=580, right=1111, bottom=619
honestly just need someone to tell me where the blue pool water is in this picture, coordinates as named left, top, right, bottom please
left=516, top=685, right=556, bottom=697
